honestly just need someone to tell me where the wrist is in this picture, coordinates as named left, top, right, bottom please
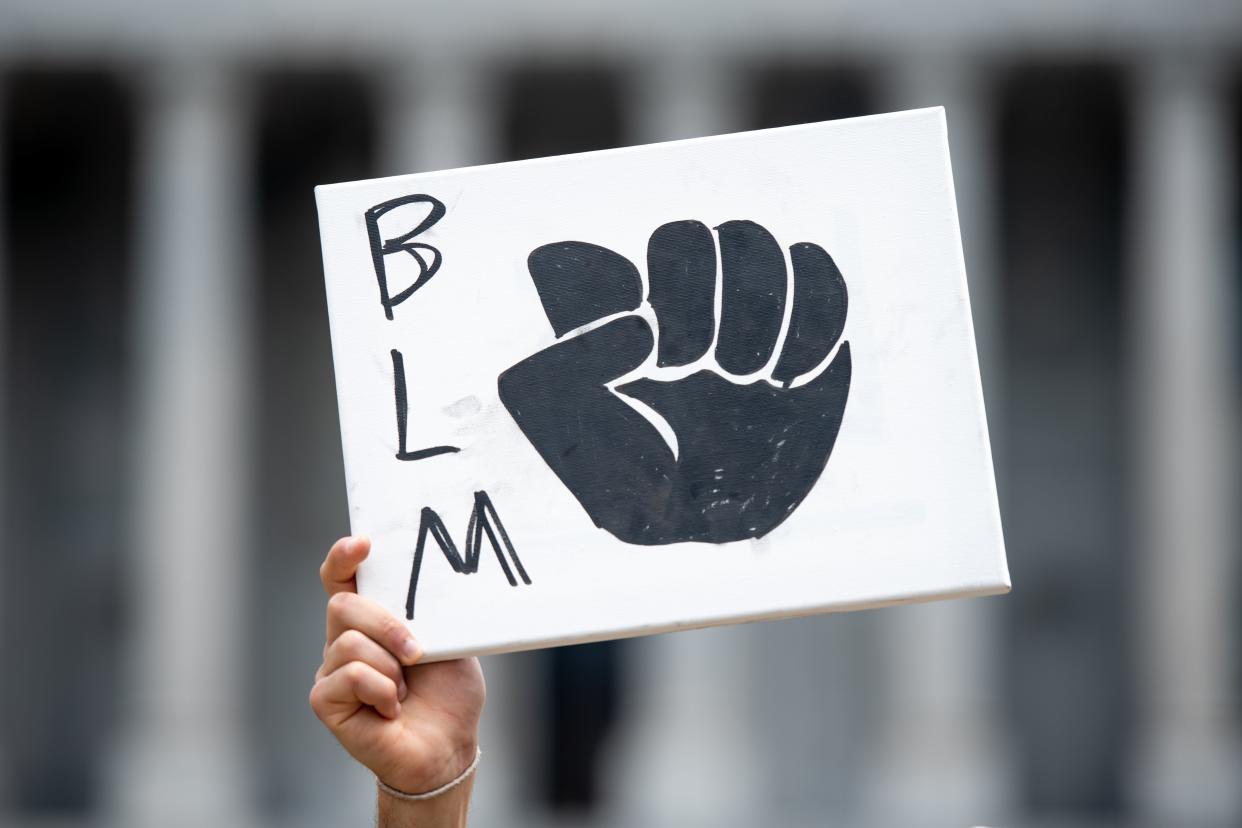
left=377, top=775, right=475, bottom=828
left=376, top=738, right=480, bottom=799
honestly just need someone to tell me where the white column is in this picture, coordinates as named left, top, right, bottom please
left=604, top=55, right=765, bottom=828
left=110, top=62, right=255, bottom=827
left=627, top=51, right=741, bottom=144
left=380, top=55, right=498, bottom=176
left=1127, top=55, right=1242, bottom=824
left=862, top=55, right=1014, bottom=826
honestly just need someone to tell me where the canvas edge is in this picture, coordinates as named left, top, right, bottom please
left=936, top=105, right=1013, bottom=593
left=312, top=183, right=364, bottom=541
left=419, top=578, right=1012, bottom=662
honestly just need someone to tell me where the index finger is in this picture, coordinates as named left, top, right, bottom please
left=320, top=536, right=370, bottom=596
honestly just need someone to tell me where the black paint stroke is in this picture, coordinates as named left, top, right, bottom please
left=366, top=194, right=447, bottom=321
left=499, top=218, right=851, bottom=546
left=527, top=242, right=643, bottom=338
left=392, top=349, right=460, bottom=462
left=771, top=243, right=848, bottom=387
left=714, top=220, right=788, bottom=375
left=647, top=220, right=716, bottom=367
left=405, top=491, right=532, bottom=620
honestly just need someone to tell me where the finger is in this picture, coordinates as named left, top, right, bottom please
left=319, top=629, right=408, bottom=700
left=528, top=242, right=643, bottom=337
left=320, top=536, right=370, bottom=596
left=714, top=220, right=787, bottom=375
left=646, top=220, right=716, bottom=367
left=771, top=243, right=848, bottom=387
left=326, top=591, right=422, bottom=666
left=310, top=661, right=402, bottom=724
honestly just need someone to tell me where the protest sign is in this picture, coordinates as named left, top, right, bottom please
left=316, top=107, right=1009, bottom=659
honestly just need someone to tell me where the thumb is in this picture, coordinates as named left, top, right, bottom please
left=500, top=314, right=654, bottom=405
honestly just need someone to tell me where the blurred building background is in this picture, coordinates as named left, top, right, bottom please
left=1, top=1, right=1240, bottom=826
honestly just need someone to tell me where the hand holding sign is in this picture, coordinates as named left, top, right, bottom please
left=311, top=537, right=485, bottom=799
left=499, top=219, right=851, bottom=545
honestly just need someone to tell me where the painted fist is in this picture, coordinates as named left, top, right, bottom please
left=499, top=219, right=851, bottom=545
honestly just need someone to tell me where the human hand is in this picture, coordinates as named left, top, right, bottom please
left=310, top=537, right=486, bottom=800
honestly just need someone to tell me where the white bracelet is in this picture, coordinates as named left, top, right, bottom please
left=376, top=747, right=482, bottom=802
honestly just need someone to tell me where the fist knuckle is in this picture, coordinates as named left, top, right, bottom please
left=341, top=661, right=369, bottom=686
left=326, top=590, right=353, bottom=618
left=341, top=628, right=370, bottom=655
left=308, top=682, right=327, bottom=716
left=378, top=615, right=405, bottom=646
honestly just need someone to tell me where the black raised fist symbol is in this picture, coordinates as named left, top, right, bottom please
left=498, top=220, right=851, bottom=545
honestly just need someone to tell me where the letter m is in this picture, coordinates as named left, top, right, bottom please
left=405, top=491, right=531, bottom=620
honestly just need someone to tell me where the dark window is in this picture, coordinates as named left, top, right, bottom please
left=501, top=64, right=627, bottom=813
left=744, top=66, right=880, bottom=817
left=250, top=69, right=377, bottom=818
left=751, top=64, right=874, bottom=129
left=504, top=67, right=626, bottom=161
left=999, top=64, right=1129, bottom=815
left=1, top=67, right=134, bottom=813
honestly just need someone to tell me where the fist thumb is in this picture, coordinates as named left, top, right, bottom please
left=500, top=315, right=653, bottom=408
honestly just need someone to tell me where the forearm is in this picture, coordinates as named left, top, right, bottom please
left=377, top=777, right=475, bottom=828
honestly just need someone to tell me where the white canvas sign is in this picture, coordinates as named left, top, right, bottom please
left=316, top=107, right=1009, bottom=660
